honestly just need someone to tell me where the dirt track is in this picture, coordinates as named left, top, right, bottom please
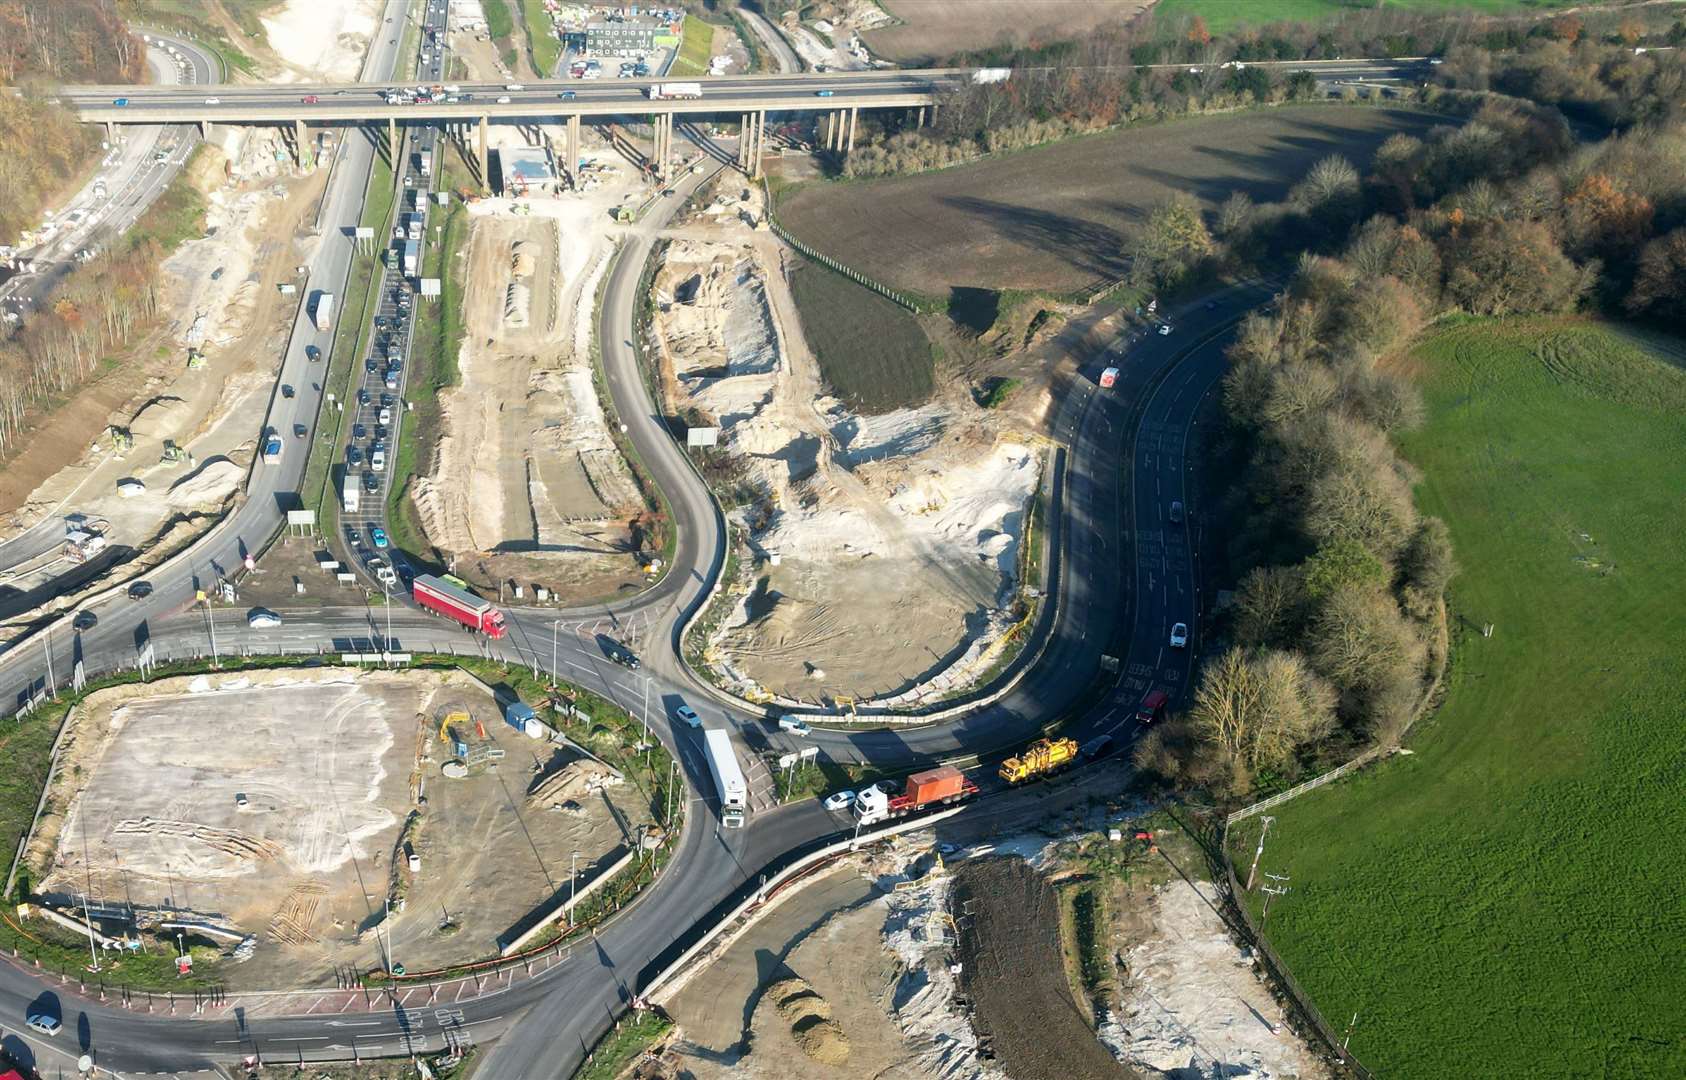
left=952, top=858, right=1136, bottom=1080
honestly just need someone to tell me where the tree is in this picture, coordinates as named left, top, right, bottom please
left=1290, top=155, right=1363, bottom=237
left=1233, top=565, right=1308, bottom=648
left=1626, top=228, right=1686, bottom=324
left=1443, top=219, right=1586, bottom=316
left=1187, top=647, right=1336, bottom=792
left=1129, top=195, right=1213, bottom=288
left=1398, top=516, right=1456, bottom=619
left=1307, top=587, right=1425, bottom=697
left=1188, top=15, right=1211, bottom=47
left=1303, top=538, right=1387, bottom=601
left=1303, top=460, right=1418, bottom=560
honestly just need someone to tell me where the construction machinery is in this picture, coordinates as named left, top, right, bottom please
left=999, top=737, right=1080, bottom=784
left=107, top=425, right=133, bottom=454
left=186, top=347, right=206, bottom=369
left=159, top=440, right=193, bottom=467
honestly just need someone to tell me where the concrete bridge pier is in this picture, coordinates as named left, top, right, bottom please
left=477, top=115, right=488, bottom=187
left=200, top=119, right=213, bottom=142
left=847, top=107, right=858, bottom=153
left=105, top=120, right=116, bottom=146
left=752, top=109, right=766, bottom=180
left=387, top=116, right=397, bottom=167
left=565, top=113, right=581, bottom=189
left=295, top=118, right=308, bottom=168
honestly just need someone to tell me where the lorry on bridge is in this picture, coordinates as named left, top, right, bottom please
left=314, top=292, right=334, bottom=331
left=648, top=82, right=703, bottom=100
left=999, top=737, right=1079, bottom=784
left=701, top=728, right=748, bottom=828
left=854, top=766, right=978, bottom=826
left=412, top=574, right=507, bottom=638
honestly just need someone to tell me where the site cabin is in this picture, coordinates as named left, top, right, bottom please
left=854, top=766, right=978, bottom=826
left=412, top=574, right=507, bottom=638
left=1100, top=366, right=1120, bottom=389
left=701, top=728, right=748, bottom=828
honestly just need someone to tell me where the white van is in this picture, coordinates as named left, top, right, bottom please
left=777, top=715, right=812, bottom=737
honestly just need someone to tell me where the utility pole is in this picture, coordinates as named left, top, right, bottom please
left=43, top=627, right=56, bottom=700
left=201, top=592, right=219, bottom=669
left=1260, top=872, right=1291, bottom=925
left=1245, top=815, right=1275, bottom=891
left=550, top=619, right=561, bottom=688
left=568, top=850, right=580, bottom=930
left=383, top=581, right=393, bottom=662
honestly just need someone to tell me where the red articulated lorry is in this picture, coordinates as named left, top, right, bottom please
left=412, top=574, right=506, bottom=639
left=853, top=765, right=978, bottom=825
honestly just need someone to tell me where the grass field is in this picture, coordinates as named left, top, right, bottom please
left=1155, top=0, right=1577, bottom=35
left=787, top=261, right=934, bottom=413
left=863, top=0, right=1150, bottom=64
left=670, top=16, right=715, bottom=77
left=1227, top=318, right=1686, bottom=1078
left=777, top=106, right=1450, bottom=295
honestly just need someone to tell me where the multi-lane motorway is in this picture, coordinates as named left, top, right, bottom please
left=0, top=28, right=1369, bottom=1078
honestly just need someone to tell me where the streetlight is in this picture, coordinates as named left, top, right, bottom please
left=550, top=619, right=562, bottom=689
left=382, top=580, right=394, bottom=662
left=568, top=850, right=580, bottom=930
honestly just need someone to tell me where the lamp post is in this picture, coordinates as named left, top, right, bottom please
left=551, top=619, right=562, bottom=688
left=568, top=850, right=580, bottom=930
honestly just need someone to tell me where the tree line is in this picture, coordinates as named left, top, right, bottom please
left=1131, top=30, right=1686, bottom=798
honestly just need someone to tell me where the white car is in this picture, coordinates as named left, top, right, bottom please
left=496, top=95, right=512, bottom=104
left=378, top=407, right=392, bottom=425
left=248, top=609, right=283, bottom=629
left=823, top=790, right=855, bottom=812
left=1169, top=622, right=1189, bottom=648
left=371, top=449, right=387, bottom=472
left=505, top=83, right=524, bottom=91
left=25, top=1014, right=61, bottom=1036
left=1158, top=323, right=1173, bottom=336
left=204, top=96, right=220, bottom=105
left=375, top=565, right=398, bottom=586
left=673, top=704, right=701, bottom=728
left=777, top=715, right=812, bottom=737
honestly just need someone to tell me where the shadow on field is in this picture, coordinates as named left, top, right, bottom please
left=939, top=196, right=1129, bottom=284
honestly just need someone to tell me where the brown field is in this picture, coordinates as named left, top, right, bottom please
left=778, top=107, right=1452, bottom=295
left=863, top=0, right=1150, bottom=64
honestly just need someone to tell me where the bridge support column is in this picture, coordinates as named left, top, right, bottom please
left=105, top=120, right=116, bottom=145
left=387, top=116, right=397, bottom=166
left=295, top=118, right=308, bottom=168
left=200, top=119, right=212, bottom=143
left=567, top=114, right=581, bottom=189
left=846, top=107, right=858, bottom=153
left=754, top=109, right=766, bottom=180
left=477, top=115, right=488, bottom=187
left=917, top=106, right=926, bottom=128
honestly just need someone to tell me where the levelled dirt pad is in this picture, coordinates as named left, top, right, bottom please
left=952, top=857, right=1138, bottom=1080
left=779, top=107, right=1452, bottom=294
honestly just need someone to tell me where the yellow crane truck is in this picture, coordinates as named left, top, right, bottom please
left=999, top=737, right=1079, bottom=784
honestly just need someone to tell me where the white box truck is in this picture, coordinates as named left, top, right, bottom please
left=701, top=728, right=747, bottom=828
left=648, top=83, right=703, bottom=100
left=314, top=292, right=334, bottom=331
left=403, top=239, right=419, bottom=277
left=343, top=479, right=360, bottom=514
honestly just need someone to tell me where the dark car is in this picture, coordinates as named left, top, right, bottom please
left=305, top=345, right=321, bottom=362
left=72, top=610, right=98, bottom=631
left=1168, top=500, right=1184, bottom=524
left=366, top=357, right=379, bottom=373
left=363, top=471, right=379, bottom=492
left=560, top=90, right=577, bottom=100
left=127, top=580, right=154, bottom=600
left=281, top=384, right=294, bottom=398
left=358, top=389, right=371, bottom=406
left=348, top=447, right=364, bottom=466
left=352, top=423, right=366, bottom=440
left=380, top=392, right=394, bottom=408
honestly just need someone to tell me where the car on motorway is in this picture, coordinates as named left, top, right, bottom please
left=306, top=345, right=321, bottom=362
left=128, top=580, right=153, bottom=600
left=778, top=715, right=812, bottom=737
left=204, top=96, right=220, bottom=104
left=302, top=95, right=318, bottom=103
left=248, top=609, right=283, bottom=629
left=505, top=83, right=524, bottom=91
left=113, top=97, right=129, bottom=106
left=496, top=95, right=512, bottom=104
left=363, top=471, right=379, bottom=492
left=347, top=446, right=364, bottom=466
left=384, top=371, right=399, bottom=389
left=26, top=1014, right=61, bottom=1036
left=673, top=704, right=701, bottom=729
left=281, top=384, right=294, bottom=398
left=373, top=562, right=398, bottom=586
left=560, top=90, right=576, bottom=100
left=352, top=423, right=366, bottom=440
left=358, top=388, right=371, bottom=406
left=1158, top=323, right=1173, bottom=335
left=815, top=89, right=835, bottom=97
left=72, top=610, right=98, bottom=631
left=823, top=790, right=855, bottom=812
left=1169, top=622, right=1189, bottom=648
left=366, top=357, right=379, bottom=373
left=372, top=449, right=387, bottom=472
left=293, top=423, right=308, bottom=439
left=378, top=407, right=392, bottom=425
left=335, top=89, right=350, bottom=95
left=1169, top=500, right=1184, bottom=523
left=371, top=526, right=389, bottom=549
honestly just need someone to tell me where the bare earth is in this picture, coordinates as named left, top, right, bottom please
left=864, top=0, right=1151, bottom=64
left=31, top=668, right=644, bottom=988
left=779, top=107, right=1454, bottom=294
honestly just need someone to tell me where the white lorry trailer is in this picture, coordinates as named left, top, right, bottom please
left=343, top=480, right=360, bottom=514
left=701, top=728, right=747, bottom=828
left=648, top=82, right=703, bottom=100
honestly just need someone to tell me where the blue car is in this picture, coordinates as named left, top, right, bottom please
left=815, top=90, right=834, bottom=97
left=371, top=527, right=389, bottom=549
left=113, top=97, right=129, bottom=106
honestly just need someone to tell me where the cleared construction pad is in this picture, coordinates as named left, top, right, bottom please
left=30, top=668, right=644, bottom=987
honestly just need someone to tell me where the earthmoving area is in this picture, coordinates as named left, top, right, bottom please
left=406, top=136, right=654, bottom=602
left=0, top=135, right=328, bottom=639
left=652, top=179, right=1042, bottom=704
left=25, top=668, right=644, bottom=988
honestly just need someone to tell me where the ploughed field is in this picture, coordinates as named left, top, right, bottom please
left=778, top=107, right=1450, bottom=296
left=1228, top=319, right=1686, bottom=1078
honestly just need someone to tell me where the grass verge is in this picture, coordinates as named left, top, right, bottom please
left=670, top=16, right=714, bottom=77
left=786, top=261, right=934, bottom=414
left=1152, top=0, right=1577, bottom=35
left=124, top=146, right=209, bottom=254
left=520, top=0, right=561, bottom=76
left=570, top=1010, right=672, bottom=1080
left=1229, top=317, right=1686, bottom=1079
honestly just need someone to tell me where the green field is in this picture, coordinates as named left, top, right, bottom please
left=520, top=0, right=561, bottom=76
left=1228, top=318, right=1686, bottom=1078
left=787, top=262, right=934, bottom=413
left=670, top=16, right=714, bottom=77
left=1156, top=0, right=1577, bottom=33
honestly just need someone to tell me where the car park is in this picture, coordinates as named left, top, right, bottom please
left=248, top=609, right=283, bottom=629
left=823, top=790, right=855, bottom=811
left=1169, top=622, right=1189, bottom=648
left=673, top=704, right=701, bottom=728
left=371, top=527, right=388, bottom=548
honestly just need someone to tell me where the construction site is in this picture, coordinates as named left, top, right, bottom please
left=0, top=122, right=334, bottom=642
left=22, top=667, right=646, bottom=988
left=406, top=133, right=658, bottom=602
left=650, top=175, right=1044, bottom=706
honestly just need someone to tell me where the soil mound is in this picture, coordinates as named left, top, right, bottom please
left=764, top=975, right=850, bottom=1065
